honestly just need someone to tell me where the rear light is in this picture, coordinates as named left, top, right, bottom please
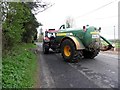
left=83, top=26, right=86, bottom=32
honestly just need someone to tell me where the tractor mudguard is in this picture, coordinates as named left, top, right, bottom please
left=61, top=36, right=85, bottom=50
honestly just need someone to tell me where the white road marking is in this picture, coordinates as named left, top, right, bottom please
left=70, top=84, right=74, bottom=87
left=111, top=72, right=115, bottom=74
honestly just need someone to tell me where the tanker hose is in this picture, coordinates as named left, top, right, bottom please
left=100, top=35, right=114, bottom=51
left=100, top=44, right=114, bottom=51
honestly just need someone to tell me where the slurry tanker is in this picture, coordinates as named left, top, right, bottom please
left=42, top=25, right=114, bottom=62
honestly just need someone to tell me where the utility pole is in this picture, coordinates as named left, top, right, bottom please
left=114, top=26, right=115, bottom=44
left=114, top=26, right=115, bottom=51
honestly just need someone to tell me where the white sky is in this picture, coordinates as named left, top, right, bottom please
left=35, top=0, right=119, bottom=39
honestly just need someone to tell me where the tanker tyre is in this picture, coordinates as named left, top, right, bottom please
left=61, top=39, right=79, bottom=63
left=83, top=50, right=99, bottom=59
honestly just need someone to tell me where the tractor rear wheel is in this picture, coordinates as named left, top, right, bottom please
left=61, top=39, right=80, bottom=62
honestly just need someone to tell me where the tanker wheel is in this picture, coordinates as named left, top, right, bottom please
left=83, top=50, right=99, bottom=59
left=61, top=39, right=80, bottom=63
left=43, top=43, right=49, bottom=54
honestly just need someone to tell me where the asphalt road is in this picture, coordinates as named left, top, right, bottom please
left=36, top=43, right=119, bottom=89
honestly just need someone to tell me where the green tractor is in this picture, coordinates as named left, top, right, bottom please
left=42, top=25, right=114, bottom=62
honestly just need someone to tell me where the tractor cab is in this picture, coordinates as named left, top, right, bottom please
left=44, top=29, right=58, bottom=41
left=43, top=29, right=59, bottom=53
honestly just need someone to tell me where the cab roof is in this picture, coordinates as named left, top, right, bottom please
left=47, top=29, right=58, bottom=33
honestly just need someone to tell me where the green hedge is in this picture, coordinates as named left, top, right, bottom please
left=115, top=43, right=120, bottom=48
left=2, top=43, right=37, bottom=88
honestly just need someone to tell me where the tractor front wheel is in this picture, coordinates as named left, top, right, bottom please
left=61, top=39, right=79, bottom=62
left=43, top=43, right=49, bottom=54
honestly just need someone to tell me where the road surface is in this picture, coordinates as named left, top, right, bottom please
left=36, top=43, right=119, bottom=89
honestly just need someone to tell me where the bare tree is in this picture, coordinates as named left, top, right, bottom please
left=65, top=16, right=75, bottom=28
left=27, top=0, right=55, bottom=15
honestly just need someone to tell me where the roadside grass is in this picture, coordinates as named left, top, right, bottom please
left=2, top=43, right=37, bottom=88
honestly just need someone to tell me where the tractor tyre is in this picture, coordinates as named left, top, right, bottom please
left=43, top=43, right=49, bottom=54
left=83, top=49, right=100, bottom=59
left=61, top=39, right=80, bottom=63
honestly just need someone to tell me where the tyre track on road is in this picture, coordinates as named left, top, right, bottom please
left=68, top=63, right=118, bottom=88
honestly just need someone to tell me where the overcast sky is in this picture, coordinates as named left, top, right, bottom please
left=35, top=0, right=119, bottom=39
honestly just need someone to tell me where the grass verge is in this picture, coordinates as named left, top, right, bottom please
left=2, top=43, right=37, bottom=88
